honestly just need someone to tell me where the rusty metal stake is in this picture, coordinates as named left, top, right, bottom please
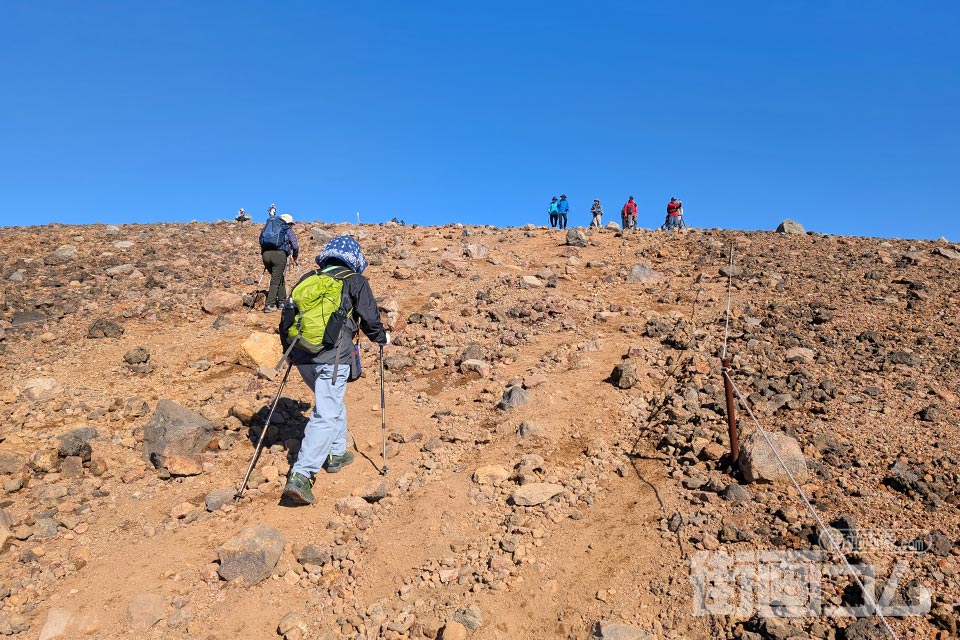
left=721, top=358, right=740, bottom=467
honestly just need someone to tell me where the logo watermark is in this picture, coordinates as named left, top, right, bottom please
left=690, top=545, right=931, bottom=618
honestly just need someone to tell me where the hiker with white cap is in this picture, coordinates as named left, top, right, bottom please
left=258, top=212, right=299, bottom=313
left=281, top=235, right=390, bottom=505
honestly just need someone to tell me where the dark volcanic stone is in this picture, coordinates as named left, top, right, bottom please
left=87, top=318, right=124, bottom=339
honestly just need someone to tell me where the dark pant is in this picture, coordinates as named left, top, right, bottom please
left=558, top=213, right=567, bottom=229
left=262, top=249, right=288, bottom=307
left=549, top=213, right=558, bottom=228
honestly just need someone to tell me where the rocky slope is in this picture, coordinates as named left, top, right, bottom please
left=0, top=220, right=958, bottom=639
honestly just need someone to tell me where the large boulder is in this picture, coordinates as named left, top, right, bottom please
left=739, top=431, right=808, bottom=484
left=776, top=219, right=806, bottom=235
left=239, top=332, right=282, bottom=368
left=141, top=400, right=219, bottom=467
left=497, top=386, right=529, bottom=410
left=202, top=291, right=243, bottom=315
left=565, top=228, right=588, bottom=247
left=218, top=525, right=285, bottom=585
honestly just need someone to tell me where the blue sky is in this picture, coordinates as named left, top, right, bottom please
left=1, top=1, right=957, bottom=239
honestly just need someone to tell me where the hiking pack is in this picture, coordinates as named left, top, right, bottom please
left=280, top=265, right=355, bottom=356
left=259, top=217, right=290, bottom=252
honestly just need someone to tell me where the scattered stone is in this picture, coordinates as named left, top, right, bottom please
left=57, top=434, right=92, bottom=461
left=123, top=347, right=151, bottom=365
left=163, top=454, right=204, bottom=476
left=217, top=525, right=285, bottom=585
left=519, top=421, right=545, bottom=439
left=20, top=377, right=64, bottom=402
left=0, top=452, right=22, bottom=475
left=720, top=483, right=752, bottom=502
left=473, top=465, right=510, bottom=485
left=590, top=620, right=656, bottom=640
left=335, top=496, right=373, bottom=518
left=785, top=347, right=815, bottom=364
left=776, top=219, right=806, bottom=235
left=465, top=243, right=489, bottom=259
left=206, top=487, right=236, bottom=512
left=609, top=363, right=639, bottom=389
left=105, top=263, right=135, bottom=277
left=887, top=350, right=921, bottom=366
left=840, top=618, right=888, bottom=640
left=441, top=620, right=468, bottom=640
left=519, top=275, right=544, bottom=288
left=460, top=359, right=491, bottom=377
left=934, top=246, right=960, bottom=260
left=277, top=612, right=309, bottom=640
left=38, top=608, right=72, bottom=640
left=141, top=400, right=219, bottom=467
left=202, top=290, right=244, bottom=314
left=497, top=386, right=529, bottom=410
left=127, top=593, right=166, bottom=630
left=239, top=332, right=282, bottom=368
left=87, top=318, right=124, bottom=339
left=565, top=228, right=588, bottom=247
left=451, top=605, right=482, bottom=631
left=739, top=431, right=808, bottom=484
left=626, top=263, right=661, bottom=284
left=511, top=483, right=563, bottom=506
left=44, top=244, right=77, bottom=265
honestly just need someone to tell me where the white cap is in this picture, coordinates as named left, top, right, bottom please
left=279, top=214, right=294, bottom=224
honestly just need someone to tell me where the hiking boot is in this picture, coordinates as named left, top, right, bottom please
left=324, top=451, right=355, bottom=473
left=282, top=472, right=315, bottom=505
left=263, top=304, right=278, bottom=313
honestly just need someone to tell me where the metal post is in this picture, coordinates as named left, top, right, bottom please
left=721, top=358, right=740, bottom=466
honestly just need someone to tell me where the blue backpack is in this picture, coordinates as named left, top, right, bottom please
left=259, top=217, right=290, bottom=252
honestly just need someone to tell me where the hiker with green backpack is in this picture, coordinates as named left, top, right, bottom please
left=279, top=235, right=390, bottom=506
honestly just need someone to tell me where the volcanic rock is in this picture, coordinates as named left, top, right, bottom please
left=202, top=291, right=243, bottom=314
left=511, top=483, right=563, bottom=506
left=776, top=219, right=806, bottom=235
left=217, top=525, right=285, bottom=585
left=141, top=400, right=219, bottom=467
left=739, top=431, right=808, bottom=484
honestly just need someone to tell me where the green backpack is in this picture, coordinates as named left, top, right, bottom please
left=283, top=265, right=355, bottom=354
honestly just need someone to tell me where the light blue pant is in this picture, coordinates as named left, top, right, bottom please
left=291, top=363, right=347, bottom=477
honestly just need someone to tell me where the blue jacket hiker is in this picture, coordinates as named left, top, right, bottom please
left=557, top=194, right=569, bottom=230
left=548, top=197, right=560, bottom=228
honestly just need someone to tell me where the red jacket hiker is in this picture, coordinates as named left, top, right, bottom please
left=667, top=199, right=682, bottom=216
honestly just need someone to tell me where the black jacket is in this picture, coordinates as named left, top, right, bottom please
left=288, top=259, right=387, bottom=368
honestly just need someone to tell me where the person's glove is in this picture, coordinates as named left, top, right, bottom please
left=384, top=332, right=391, bottom=345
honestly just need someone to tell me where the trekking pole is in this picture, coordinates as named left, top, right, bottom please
left=235, top=361, right=295, bottom=500
left=379, top=343, right=387, bottom=475
left=256, top=268, right=267, bottom=288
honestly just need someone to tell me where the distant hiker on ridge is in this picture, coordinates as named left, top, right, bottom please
left=281, top=236, right=390, bottom=506
left=557, top=194, right=569, bottom=230
left=590, top=199, right=603, bottom=228
left=621, top=196, right=637, bottom=230
left=259, top=213, right=299, bottom=313
left=235, top=208, right=250, bottom=223
left=268, top=203, right=277, bottom=218
left=662, top=197, right=683, bottom=231
left=548, top=196, right=560, bottom=228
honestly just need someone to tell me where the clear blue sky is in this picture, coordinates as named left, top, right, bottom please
left=1, top=1, right=957, bottom=239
